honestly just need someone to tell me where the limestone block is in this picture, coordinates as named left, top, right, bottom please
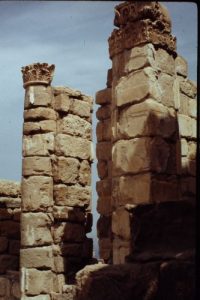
left=96, top=179, right=112, bottom=197
left=53, top=222, right=85, bottom=243
left=24, top=107, right=57, bottom=121
left=21, top=295, right=50, bottom=300
left=99, top=238, right=112, bottom=262
left=112, top=174, right=151, bottom=206
left=70, top=99, right=91, bottom=118
left=173, top=77, right=180, bottom=109
left=188, top=142, right=196, bottom=160
left=53, top=206, right=85, bottom=223
left=154, top=48, right=175, bottom=75
left=188, top=99, right=197, bottom=119
left=53, top=157, right=79, bottom=184
left=0, top=181, right=20, bottom=197
left=96, top=88, right=112, bottom=105
left=181, top=139, right=189, bottom=156
left=179, top=93, right=189, bottom=115
left=97, top=196, right=112, bottom=216
left=112, top=137, right=170, bottom=176
left=118, top=99, right=177, bottom=139
left=115, top=67, right=161, bottom=107
left=20, top=246, right=54, bottom=269
left=54, top=184, right=91, bottom=207
left=11, top=280, right=21, bottom=299
left=53, top=255, right=66, bottom=273
left=79, top=160, right=91, bottom=186
left=97, top=216, right=112, bottom=239
left=23, top=133, right=54, bottom=156
left=23, top=120, right=56, bottom=134
left=53, top=86, right=82, bottom=98
left=96, top=119, right=111, bottom=142
left=0, top=220, right=20, bottom=238
left=112, top=52, right=125, bottom=79
left=22, top=157, right=52, bottom=176
left=55, top=134, right=91, bottom=160
left=191, top=118, right=196, bottom=139
left=124, top=44, right=156, bottom=73
left=0, top=277, right=10, bottom=296
left=9, top=240, right=20, bottom=255
left=97, top=160, right=108, bottom=179
left=22, top=176, right=53, bottom=212
left=177, top=114, right=192, bottom=138
left=112, top=208, right=132, bottom=240
left=0, top=237, right=8, bottom=253
left=181, top=158, right=196, bottom=176
left=175, top=55, right=188, bottom=77
left=54, top=243, right=82, bottom=257
left=96, top=142, right=112, bottom=161
left=158, top=73, right=174, bottom=107
left=57, top=114, right=91, bottom=139
left=113, top=238, right=131, bottom=264
left=96, top=105, right=111, bottom=120
left=151, top=176, right=180, bottom=202
left=0, top=255, right=19, bottom=273
left=53, top=93, right=71, bottom=112
left=22, top=269, right=54, bottom=295
left=25, top=86, right=53, bottom=108
left=21, top=212, right=53, bottom=246
left=180, top=79, right=197, bottom=98
left=181, top=177, right=196, bottom=197
left=0, top=197, right=21, bottom=208
left=13, top=208, right=21, bottom=221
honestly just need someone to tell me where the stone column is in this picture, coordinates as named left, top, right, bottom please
left=20, top=63, right=56, bottom=299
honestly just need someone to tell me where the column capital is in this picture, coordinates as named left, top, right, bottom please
left=21, top=62, right=55, bottom=88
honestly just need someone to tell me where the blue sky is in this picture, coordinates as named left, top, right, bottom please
left=0, top=1, right=197, bottom=250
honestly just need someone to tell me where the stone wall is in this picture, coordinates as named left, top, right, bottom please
left=0, top=180, right=21, bottom=300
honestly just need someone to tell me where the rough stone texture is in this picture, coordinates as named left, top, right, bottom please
left=20, top=246, right=54, bottom=269
left=58, top=114, right=91, bottom=139
left=53, top=222, right=85, bottom=243
left=22, top=157, right=52, bottom=176
left=0, top=181, right=21, bottom=197
left=24, top=107, right=57, bottom=121
left=23, top=120, right=57, bottom=134
left=23, top=133, right=54, bottom=156
left=24, top=85, right=53, bottom=108
left=53, top=156, right=79, bottom=184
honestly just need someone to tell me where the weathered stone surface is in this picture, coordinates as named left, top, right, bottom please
left=0, top=181, right=20, bottom=197
left=0, top=220, right=20, bottom=238
left=53, top=157, right=79, bottom=184
left=70, top=99, right=91, bottom=118
left=55, top=134, right=91, bottom=160
left=11, top=279, right=21, bottom=299
left=151, top=176, right=180, bottom=203
left=181, top=138, right=188, bottom=156
left=53, top=93, right=71, bottom=112
left=96, top=119, right=111, bottom=142
left=96, top=105, right=111, bottom=120
left=106, top=68, right=113, bottom=88
left=22, top=157, right=52, bottom=176
left=181, top=158, right=196, bottom=176
left=112, top=208, right=131, bottom=240
left=180, top=79, right=197, bottom=99
left=0, top=237, right=8, bottom=253
left=97, top=196, right=112, bottom=216
left=118, top=99, right=177, bottom=139
left=24, top=85, right=53, bottom=108
left=115, top=68, right=160, bottom=107
left=22, top=268, right=54, bottom=295
left=24, top=107, right=57, bottom=121
left=173, top=77, right=180, bottom=109
left=155, top=48, right=175, bottom=75
left=99, top=238, right=112, bottom=262
left=21, top=212, right=53, bottom=246
left=54, top=184, right=91, bottom=207
left=179, top=93, right=189, bottom=115
left=97, top=216, right=112, bottom=239
left=178, top=114, right=192, bottom=137
left=53, top=222, right=85, bottom=243
left=188, top=142, right=196, bottom=160
left=23, top=133, right=54, bottom=156
left=0, top=277, right=10, bottom=296
left=53, top=206, right=85, bottom=223
left=96, top=142, right=111, bottom=161
left=79, top=160, right=91, bottom=186
left=97, top=160, right=108, bottom=179
left=112, top=137, right=170, bottom=175
left=58, top=114, right=91, bottom=139
left=175, top=55, right=188, bottom=77
left=96, top=88, right=112, bottom=105
left=0, top=255, right=19, bottom=273
left=158, top=73, right=174, bottom=107
left=20, top=246, right=53, bottom=269
left=23, top=120, right=56, bottom=134
left=113, top=238, right=131, bottom=264
left=22, top=176, right=53, bottom=211
left=22, top=295, right=50, bottom=300
left=188, top=98, right=196, bottom=118
left=0, top=197, right=21, bottom=208
left=96, top=179, right=112, bottom=198
left=191, top=118, right=196, bottom=139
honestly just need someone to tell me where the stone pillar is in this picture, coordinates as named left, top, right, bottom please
left=96, top=2, right=196, bottom=264
left=20, top=63, right=56, bottom=299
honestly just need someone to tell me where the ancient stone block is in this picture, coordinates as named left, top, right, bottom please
left=22, top=268, right=54, bottom=295
left=53, top=157, right=79, bottom=184
left=24, top=85, right=53, bottom=108
left=181, top=158, right=196, bottom=176
left=173, top=77, right=180, bottom=109
left=175, top=55, right=188, bottom=77
left=0, top=237, right=8, bottom=253
left=95, top=88, right=112, bottom=105
left=21, top=295, right=50, bottom=300
left=24, top=107, right=57, bottom=121
left=154, top=48, right=175, bottom=75
left=96, top=119, right=111, bottom=142
left=23, top=120, right=57, bottom=134
left=97, top=160, right=108, bottom=179
left=158, top=73, right=174, bottom=107
left=23, top=133, right=54, bottom=156
left=112, top=207, right=132, bottom=240
left=112, top=137, right=170, bottom=175
left=112, top=52, right=125, bottom=80
left=11, top=280, right=21, bottom=299
left=179, top=93, right=189, bottom=115
left=188, top=99, right=197, bottom=118
left=54, top=184, right=91, bottom=207
left=151, top=176, right=180, bottom=203
left=118, top=99, right=177, bottom=139
left=57, top=114, right=91, bottom=139
left=96, top=179, right=112, bottom=197
left=0, top=197, right=21, bottom=208
left=96, top=105, right=111, bottom=120
left=181, top=139, right=188, bottom=156
left=97, top=216, right=112, bottom=239
left=115, top=67, right=160, bottom=107
left=113, top=238, right=131, bottom=264
left=53, top=222, right=85, bottom=243
left=20, top=246, right=54, bottom=269
left=0, top=277, right=10, bottom=296
left=0, top=181, right=20, bottom=197
left=55, top=134, right=91, bottom=160
left=97, top=196, right=112, bottom=216
left=99, top=238, right=112, bottom=262
left=188, top=142, right=196, bottom=160
left=180, top=79, right=197, bottom=98
left=53, top=206, right=85, bottom=223
left=22, top=176, right=53, bottom=212
left=22, top=157, right=52, bottom=176
left=178, top=114, right=192, bottom=138
left=70, top=99, right=91, bottom=117
left=53, top=93, right=71, bottom=112
left=0, top=255, right=19, bottom=273
left=191, top=118, right=196, bottom=139
left=79, top=160, right=91, bottom=186
left=21, top=212, right=53, bottom=246
left=96, top=142, right=112, bottom=161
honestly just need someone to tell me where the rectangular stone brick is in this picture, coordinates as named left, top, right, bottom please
left=113, top=238, right=131, bottom=264
left=175, top=55, right=188, bottom=77
left=181, top=157, right=196, bottom=176
left=0, top=197, right=21, bottom=208
left=54, top=184, right=90, bottom=207
left=180, top=79, right=197, bottom=98
left=96, top=119, right=111, bottom=142
left=53, top=206, right=85, bottom=223
left=0, top=277, right=10, bottom=296
left=97, top=196, right=112, bottom=216
left=96, top=179, right=112, bottom=197
left=96, top=105, right=111, bottom=120
left=112, top=207, right=132, bottom=240
left=23, top=133, right=54, bottom=156
left=154, top=48, right=175, bottom=75
left=97, top=160, right=108, bottom=179
left=188, top=142, right=196, bottom=160
left=24, top=86, right=53, bottom=108
left=55, top=134, right=91, bottom=160
left=99, top=238, right=112, bottom=262
left=23, top=120, right=56, bottom=134
left=0, top=181, right=20, bottom=197
left=96, top=88, right=112, bottom=105
left=53, top=157, right=79, bottom=184
left=20, top=246, right=54, bottom=269
left=53, top=222, right=85, bottom=243
left=53, top=93, right=71, bottom=112
left=151, top=176, right=180, bottom=202
left=177, top=114, right=192, bottom=138
left=22, top=176, right=53, bottom=212
left=70, top=99, right=91, bottom=117
left=24, top=107, right=57, bottom=121
left=181, top=139, right=188, bottom=156
left=22, top=157, right=52, bottom=176
left=96, top=142, right=112, bottom=161
left=79, top=160, right=91, bottom=186
left=158, top=73, right=174, bottom=107
left=188, top=99, right=197, bottom=118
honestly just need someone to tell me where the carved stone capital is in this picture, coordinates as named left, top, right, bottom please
left=22, top=63, right=55, bottom=88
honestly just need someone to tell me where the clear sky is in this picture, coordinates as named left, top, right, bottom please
left=0, top=1, right=197, bottom=251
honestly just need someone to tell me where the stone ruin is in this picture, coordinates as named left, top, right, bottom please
left=0, top=2, right=197, bottom=300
